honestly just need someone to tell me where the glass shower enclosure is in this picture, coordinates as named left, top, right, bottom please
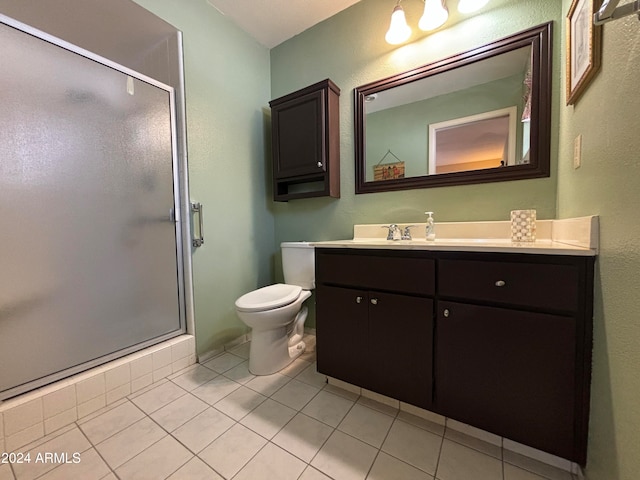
left=0, top=15, right=187, bottom=400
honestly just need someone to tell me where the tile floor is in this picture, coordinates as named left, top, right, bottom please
left=0, top=336, right=579, bottom=480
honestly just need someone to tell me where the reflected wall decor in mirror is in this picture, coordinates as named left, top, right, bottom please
left=355, top=22, right=552, bottom=194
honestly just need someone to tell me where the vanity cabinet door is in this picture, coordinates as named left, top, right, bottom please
left=368, top=292, right=433, bottom=409
left=316, top=284, right=369, bottom=386
left=435, top=301, right=577, bottom=460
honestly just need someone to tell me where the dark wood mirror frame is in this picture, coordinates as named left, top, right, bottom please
left=355, top=22, right=552, bottom=194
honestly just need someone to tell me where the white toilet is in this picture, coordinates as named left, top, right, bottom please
left=234, top=242, right=315, bottom=375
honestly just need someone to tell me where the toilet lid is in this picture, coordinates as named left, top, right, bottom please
left=235, top=283, right=302, bottom=312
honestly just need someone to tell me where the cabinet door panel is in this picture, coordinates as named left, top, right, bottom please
left=369, top=292, right=433, bottom=409
left=272, top=90, right=325, bottom=178
left=316, top=285, right=368, bottom=386
left=435, top=301, right=576, bottom=459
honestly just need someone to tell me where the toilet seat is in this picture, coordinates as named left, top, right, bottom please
left=235, top=283, right=302, bottom=312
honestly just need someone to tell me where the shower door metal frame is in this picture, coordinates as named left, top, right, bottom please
left=0, top=13, right=194, bottom=399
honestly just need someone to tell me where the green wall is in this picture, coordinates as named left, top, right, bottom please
left=132, top=0, right=274, bottom=355
left=557, top=2, right=640, bottom=479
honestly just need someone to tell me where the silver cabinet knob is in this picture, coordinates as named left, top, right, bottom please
left=370, top=298, right=378, bottom=305
left=443, top=309, right=450, bottom=317
left=495, top=280, right=506, bottom=287
left=356, top=296, right=363, bottom=304
left=317, top=161, right=323, bottom=167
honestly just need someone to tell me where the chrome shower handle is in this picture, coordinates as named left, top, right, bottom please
left=191, top=202, right=204, bottom=247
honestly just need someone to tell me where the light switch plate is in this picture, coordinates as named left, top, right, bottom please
left=573, top=134, right=582, bottom=169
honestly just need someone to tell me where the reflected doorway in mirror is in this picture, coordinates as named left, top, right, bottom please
left=428, top=106, right=517, bottom=175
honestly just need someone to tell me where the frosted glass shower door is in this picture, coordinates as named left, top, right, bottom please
left=0, top=18, right=184, bottom=398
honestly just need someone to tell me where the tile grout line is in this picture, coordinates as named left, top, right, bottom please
left=74, top=424, right=119, bottom=480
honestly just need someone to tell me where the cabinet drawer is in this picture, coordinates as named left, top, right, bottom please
left=316, top=252, right=435, bottom=296
left=438, top=259, right=579, bottom=312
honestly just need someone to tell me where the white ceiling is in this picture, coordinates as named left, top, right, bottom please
left=205, top=0, right=362, bottom=48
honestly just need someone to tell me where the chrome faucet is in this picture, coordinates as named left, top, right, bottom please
left=382, top=224, right=401, bottom=240
left=401, top=225, right=416, bottom=240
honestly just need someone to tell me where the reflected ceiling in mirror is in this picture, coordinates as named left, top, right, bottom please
left=355, top=23, right=552, bottom=194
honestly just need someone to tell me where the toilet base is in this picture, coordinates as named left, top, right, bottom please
left=249, top=329, right=306, bottom=375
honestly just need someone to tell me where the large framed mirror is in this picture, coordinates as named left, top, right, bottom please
left=355, top=22, right=552, bottom=194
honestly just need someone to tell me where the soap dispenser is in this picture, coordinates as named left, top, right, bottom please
left=425, top=211, right=436, bottom=241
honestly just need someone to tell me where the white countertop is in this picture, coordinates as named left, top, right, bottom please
left=311, top=216, right=599, bottom=257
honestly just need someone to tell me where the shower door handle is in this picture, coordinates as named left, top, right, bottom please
left=191, top=202, right=204, bottom=247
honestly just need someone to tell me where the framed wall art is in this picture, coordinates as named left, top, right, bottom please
left=566, top=0, right=602, bottom=105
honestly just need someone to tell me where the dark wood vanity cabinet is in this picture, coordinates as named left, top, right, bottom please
left=315, top=250, right=435, bottom=409
left=269, top=79, right=340, bottom=202
left=435, top=256, right=592, bottom=463
left=315, top=248, right=595, bottom=465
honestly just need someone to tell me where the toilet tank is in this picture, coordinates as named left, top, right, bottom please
left=281, top=242, right=315, bottom=290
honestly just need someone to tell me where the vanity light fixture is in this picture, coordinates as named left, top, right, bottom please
left=419, top=0, right=449, bottom=31
left=385, top=0, right=490, bottom=44
left=385, top=2, right=412, bottom=44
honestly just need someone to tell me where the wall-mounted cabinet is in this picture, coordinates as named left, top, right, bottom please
left=269, top=79, right=340, bottom=201
left=315, top=248, right=595, bottom=465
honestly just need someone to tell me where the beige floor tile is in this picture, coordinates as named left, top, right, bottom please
left=38, top=448, right=110, bottom=480
left=271, top=379, right=321, bottom=410
left=323, top=383, right=360, bottom=402
left=338, top=403, right=395, bottom=448
left=279, top=358, right=313, bottom=378
left=299, top=466, right=333, bottom=480
left=169, top=365, right=218, bottom=391
left=311, top=430, right=378, bottom=480
left=302, top=390, right=355, bottom=427
left=504, top=450, right=574, bottom=480
left=191, top=376, right=241, bottom=406
left=13, top=427, right=91, bottom=480
left=228, top=342, right=251, bottom=359
left=381, top=418, right=442, bottom=475
left=172, top=408, right=235, bottom=454
left=240, top=399, right=296, bottom=439
left=202, top=353, right=245, bottom=374
left=222, top=361, right=256, bottom=385
left=295, top=362, right=327, bottom=389
left=213, top=386, right=266, bottom=421
left=149, top=393, right=208, bottom=432
left=367, top=452, right=434, bottom=480
left=357, top=396, right=399, bottom=417
left=0, top=464, right=13, bottom=480
left=95, top=418, right=165, bottom=469
left=272, top=413, right=334, bottom=463
left=166, top=457, right=223, bottom=480
left=445, top=427, right=502, bottom=459
left=115, top=435, right=192, bottom=480
left=504, top=463, right=554, bottom=480
left=129, top=382, right=187, bottom=415
left=198, top=423, right=267, bottom=479
left=436, top=439, right=503, bottom=480
left=79, top=401, right=145, bottom=444
left=396, top=411, right=445, bottom=436
left=244, top=372, right=291, bottom=397
left=233, top=443, right=306, bottom=480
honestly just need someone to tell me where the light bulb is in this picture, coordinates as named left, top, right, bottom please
left=385, top=5, right=412, bottom=45
left=419, top=0, right=449, bottom=31
left=458, top=0, right=489, bottom=14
